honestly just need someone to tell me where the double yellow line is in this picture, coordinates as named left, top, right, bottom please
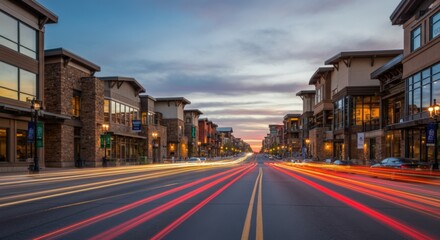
left=242, top=167, right=263, bottom=240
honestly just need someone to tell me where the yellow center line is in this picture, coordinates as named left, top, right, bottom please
left=256, top=167, right=264, bottom=240
left=242, top=167, right=263, bottom=240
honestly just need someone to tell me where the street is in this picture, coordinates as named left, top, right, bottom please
left=0, top=154, right=439, bottom=240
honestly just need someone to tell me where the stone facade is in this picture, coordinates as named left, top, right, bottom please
left=44, top=49, right=101, bottom=167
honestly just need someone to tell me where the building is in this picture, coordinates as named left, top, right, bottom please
left=100, top=76, right=146, bottom=165
left=140, top=95, right=167, bottom=163
left=217, top=127, right=233, bottom=156
left=371, top=54, right=404, bottom=159
left=44, top=48, right=101, bottom=167
left=0, top=0, right=57, bottom=171
left=309, top=67, right=334, bottom=161
left=389, top=0, right=440, bottom=168
left=282, top=114, right=301, bottom=157
left=296, top=90, right=316, bottom=158
left=324, top=50, right=402, bottom=163
left=155, top=97, right=190, bottom=160
left=184, top=109, right=203, bottom=157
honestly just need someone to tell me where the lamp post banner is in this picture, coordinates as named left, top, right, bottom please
left=27, top=122, right=35, bottom=142
left=426, top=123, right=437, bottom=146
left=36, top=122, right=43, bottom=148
left=357, top=132, right=365, bottom=149
left=132, top=120, right=141, bottom=132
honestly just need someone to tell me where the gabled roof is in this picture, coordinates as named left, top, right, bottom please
left=390, top=0, right=431, bottom=25
left=371, top=54, right=404, bottom=79
left=324, top=50, right=403, bottom=65
left=284, top=114, right=301, bottom=120
left=296, top=90, right=316, bottom=96
left=139, top=95, right=156, bottom=101
left=184, top=109, right=203, bottom=115
left=100, top=76, right=146, bottom=94
left=155, top=97, right=191, bottom=105
left=45, top=48, right=101, bottom=73
left=22, top=0, right=58, bottom=24
left=309, top=67, right=334, bottom=85
left=217, top=127, right=233, bottom=133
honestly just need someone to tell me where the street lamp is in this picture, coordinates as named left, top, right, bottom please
left=428, top=99, right=440, bottom=170
left=102, top=124, right=109, bottom=167
left=27, top=98, right=41, bottom=173
left=152, top=132, right=158, bottom=163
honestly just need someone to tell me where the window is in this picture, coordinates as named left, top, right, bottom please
left=148, top=112, right=155, bottom=125
left=0, top=128, right=8, bottom=162
left=407, top=63, right=440, bottom=118
left=111, top=101, right=116, bottom=123
left=121, top=104, right=126, bottom=125
left=141, top=112, right=147, bottom=125
left=411, top=26, right=421, bottom=51
left=0, top=11, right=37, bottom=59
left=16, top=129, right=31, bottom=162
left=104, top=99, right=110, bottom=123
left=431, top=11, right=440, bottom=39
left=72, top=90, right=81, bottom=118
left=0, top=61, right=36, bottom=101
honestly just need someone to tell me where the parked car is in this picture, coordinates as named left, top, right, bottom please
left=370, top=157, right=419, bottom=169
left=199, top=157, right=207, bottom=162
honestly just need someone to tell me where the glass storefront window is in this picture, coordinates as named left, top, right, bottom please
left=111, top=101, right=116, bottom=123
left=16, top=129, right=31, bottom=162
left=0, top=11, right=37, bottom=59
left=121, top=104, right=126, bottom=125
left=0, top=11, right=18, bottom=51
left=0, top=61, right=36, bottom=101
left=0, top=128, right=8, bottom=162
left=0, top=61, right=18, bottom=100
left=104, top=99, right=110, bottom=123
left=19, top=69, right=36, bottom=102
left=19, top=23, right=37, bottom=58
left=354, top=96, right=363, bottom=126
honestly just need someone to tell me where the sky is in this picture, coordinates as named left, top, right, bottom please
left=39, top=0, right=403, bottom=152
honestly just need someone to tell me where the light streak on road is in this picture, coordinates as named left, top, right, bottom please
left=89, top=163, right=256, bottom=240
left=290, top=162, right=440, bottom=186
left=268, top=163, right=435, bottom=240
left=35, top=164, right=255, bottom=240
left=0, top=167, right=202, bottom=208
left=276, top=163, right=440, bottom=219
left=150, top=164, right=256, bottom=240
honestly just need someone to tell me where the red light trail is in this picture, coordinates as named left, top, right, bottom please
left=34, top=164, right=253, bottom=240
left=89, top=163, right=255, bottom=240
left=268, top=163, right=435, bottom=240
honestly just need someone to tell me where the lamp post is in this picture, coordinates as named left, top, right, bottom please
left=28, top=98, right=41, bottom=173
left=152, top=132, right=158, bottom=163
left=428, top=99, right=440, bottom=170
left=305, top=138, right=310, bottom=159
left=102, top=124, right=109, bottom=167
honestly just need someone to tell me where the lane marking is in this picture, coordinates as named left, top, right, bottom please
left=241, top=167, right=263, bottom=240
left=256, top=167, right=264, bottom=240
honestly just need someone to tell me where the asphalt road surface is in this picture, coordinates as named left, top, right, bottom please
left=0, top=154, right=438, bottom=240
